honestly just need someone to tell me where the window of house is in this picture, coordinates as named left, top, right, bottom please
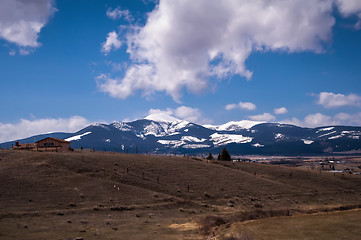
left=44, top=142, right=54, bottom=147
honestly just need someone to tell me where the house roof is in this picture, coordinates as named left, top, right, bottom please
left=35, top=137, right=70, bottom=143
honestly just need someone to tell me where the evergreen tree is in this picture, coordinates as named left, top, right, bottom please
left=206, top=153, right=214, bottom=160
left=217, top=154, right=221, bottom=160
left=219, top=148, right=231, bottom=161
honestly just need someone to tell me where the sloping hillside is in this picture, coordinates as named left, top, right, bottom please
left=0, top=151, right=361, bottom=239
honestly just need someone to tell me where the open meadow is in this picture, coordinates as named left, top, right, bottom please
left=0, top=150, right=361, bottom=239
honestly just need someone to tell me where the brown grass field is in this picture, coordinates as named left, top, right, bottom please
left=0, top=150, right=361, bottom=239
left=217, top=209, right=361, bottom=240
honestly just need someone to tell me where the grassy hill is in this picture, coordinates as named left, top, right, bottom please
left=0, top=150, right=361, bottom=239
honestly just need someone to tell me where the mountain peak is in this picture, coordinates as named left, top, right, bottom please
left=204, top=120, right=265, bottom=131
left=144, top=112, right=181, bottom=123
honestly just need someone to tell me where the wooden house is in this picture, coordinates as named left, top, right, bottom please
left=35, top=137, right=70, bottom=152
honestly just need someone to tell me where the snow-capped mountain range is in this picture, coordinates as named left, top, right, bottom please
left=2, top=113, right=361, bottom=155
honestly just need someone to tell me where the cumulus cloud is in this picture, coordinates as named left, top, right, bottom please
left=274, top=107, right=288, bottom=115
left=99, top=0, right=361, bottom=101
left=303, top=113, right=336, bottom=127
left=225, top=104, right=238, bottom=111
left=0, top=0, right=56, bottom=50
left=0, top=116, right=90, bottom=143
left=102, top=31, right=122, bottom=55
left=282, top=112, right=361, bottom=127
left=106, top=7, right=132, bottom=21
left=248, top=113, right=276, bottom=122
left=146, top=106, right=210, bottom=124
left=174, top=106, right=204, bottom=123
left=225, top=101, right=256, bottom=111
left=336, top=0, right=361, bottom=15
left=333, top=112, right=361, bottom=126
left=97, top=73, right=133, bottom=99
left=317, top=92, right=361, bottom=108
left=335, top=0, right=361, bottom=28
left=281, top=114, right=334, bottom=127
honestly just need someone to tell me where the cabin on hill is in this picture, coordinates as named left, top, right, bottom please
left=35, top=137, right=70, bottom=152
left=12, top=137, right=71, bottom=152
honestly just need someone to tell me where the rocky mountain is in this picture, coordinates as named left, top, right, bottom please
left=1, top=113, right=361, bottom=155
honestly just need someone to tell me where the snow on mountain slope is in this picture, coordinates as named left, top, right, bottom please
left=210, top=133, right=253, bottom=147
left=318, top=131, right=337, bottom=138
left=142, top=120, right=189, bottom=137
left=204, top=120, right=264, bottom=131
left=89, top=123, right=110, bottom=130
left=275, top=133, right=286, bottom=140
left=157, top=138, right=211, bottom=149
left=144, top=113, right=180, bottom=122
left=157, top=140, right=184, bottom=148
left=316, top=127, right=335, bottom=133
left=182, top=144, right=211, bottom=149
left=144, top=122, right=169, bottom=137
left=65, top=132, right=92, bottom=141
left=181, top=136, right=206, bottom=142
left=112, top=122, right=133, bottom=131
left=343, top=131, right=361, bottom=139
left=157, top=135, right=207, bottom=148
left=329, top=135, right=342, bottom=140
left=301, top=139, right=314, bottom=144
left=326, top=130, right=361, bottom=140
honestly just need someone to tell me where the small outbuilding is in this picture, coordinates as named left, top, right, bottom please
left=35, top=137, right=71, bottom=152
left=12, top=142, right=36, bottom=151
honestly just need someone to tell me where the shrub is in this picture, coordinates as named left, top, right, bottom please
left=198, top=215, right=226, bottom=235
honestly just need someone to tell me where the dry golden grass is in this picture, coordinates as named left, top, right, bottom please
left=0, top=150, right=360, bottom=239
left=219, top=209, right=361, bottom=240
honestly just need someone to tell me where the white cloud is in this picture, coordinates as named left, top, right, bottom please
left=0, top=0, right=56, bottom=49
left=225, top=101, right=256, bottom=111
left=281, top=117, right=303, bottom=127
left=317, top=92, right=361, bottom=108
left=0, top=116, right=90, bottom=143
left=99, top=0, right=361, bottom=101
left=274, top=107, right=288, bottom=115
left=335, top=0, right=361, bottom=28
left=281, top=112, right=361, bottom=127
left=225, top=104, right=237, bottom=110
left=102, top=31, right=122, bottom=55
left=96, top=73, right=134, bottom=99
left=147, top=108, right=173, bottom=116
left=174, top=106, right=203, bottom=123
left=336, top=0, right=361, bottom=15
left=304, top=113, right=336, bottom=127
left=19, top=48, right=32, bottom=56
left=334, top=112, right=361, bottom=126
left=106, top=7, right=132, bottom=21
left=146, top=106, right=211, bottom=124
left=8, top=49, right=15, bottom=56
left=281, top=114, right=334, bottom=128
left=248, top=113, right=276, bottom=122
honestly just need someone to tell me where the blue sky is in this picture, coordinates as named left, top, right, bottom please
left=1, top=0, right=361, bottom=142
